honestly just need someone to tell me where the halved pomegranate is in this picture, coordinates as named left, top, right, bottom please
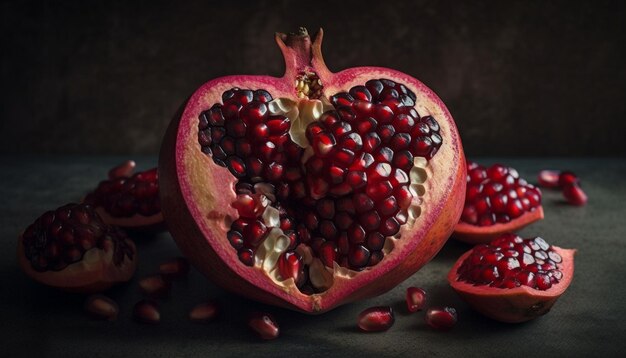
left=448, top=233, right=575, bottom=323
left=84, top=160, right=165, bottom=232
left=454, top=161, right=544, bottom=244
left=17, top=203, right=137, bottom=293
left=159, top=28, right=466, bottom=313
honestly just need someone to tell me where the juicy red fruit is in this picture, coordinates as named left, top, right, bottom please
left=456, top=234, right=563, bottom=290
left=248, top=312, right=280, bottom=340
left=198, top=80, right=443, bottom=274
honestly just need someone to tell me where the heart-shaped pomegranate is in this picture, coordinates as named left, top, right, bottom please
left=454, top=161, right=544, bottom=244
left=159, top=28, right=466, bottom=313
left=448, top=234, right=575, bottom=323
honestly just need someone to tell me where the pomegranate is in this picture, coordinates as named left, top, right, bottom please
left=84, top=160, right=164, bottom=232
left=84, top=294, right=119, bottom=320
left=17, top=203, right=137, bottom=293
left=454, top=162, right=544, bottom=244
left=159, top=28, right=465, bottom=313
left=562, top=183, right=588, bottom=206
left=189, top=301, right=219, bottom=322
left=448, top=233, right=575, bottom=323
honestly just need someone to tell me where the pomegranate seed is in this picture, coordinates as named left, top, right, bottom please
left=189, top=301, right=219, bottom=322
left=84, top=295, right=119, bottom=320
left=108, top=160, right=136, bottom=179
left=133, top=300, right=160, bottom=324
left=277, top=251, right=304, bottom=286
left=406, top=287, right=427, bottom=312
left=562, top=184, right=587, bottom=206
left=558, top=171, right=579, bottom=187
left=139, top=274, right=171, bottom=297
left=159, top=257, right=190, bottom=279
left=357, top=306, right=395, bottom=332
left=248, top=312, right=280, bottom=340
left=425, top=307, right=457, bottom=330
left=538, top=170, right=560, bottom=188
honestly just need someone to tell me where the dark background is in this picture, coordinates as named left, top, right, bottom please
left=1, top=0, right=625, bottom=156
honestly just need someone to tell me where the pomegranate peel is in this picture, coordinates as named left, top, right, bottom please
left=454, top=207, right=544, bottom=244
left=448, top=234, right=576, bottom=323
left=159, top=28, right=465, bottom=313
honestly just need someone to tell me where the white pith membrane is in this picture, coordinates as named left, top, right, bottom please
left=223, top=96, right=431, bottom=293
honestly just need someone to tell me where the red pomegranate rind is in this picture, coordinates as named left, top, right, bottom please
left=85, top=163, right=165, bottom=232
left=159, top=29, right=466, bottom=313
left=454, top=162, right=544, bottom=244
left=454, top=208, right=543, bottom=244
left=448, top=238, right=575, bottom=323
left=17, top=203, right=137, bottom=293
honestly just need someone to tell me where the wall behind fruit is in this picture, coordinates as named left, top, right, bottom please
left=1, top=0, right=625, bottom=156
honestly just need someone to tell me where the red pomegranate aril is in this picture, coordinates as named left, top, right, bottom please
left=558, top=171, right=579, bottom=187
left=538, top=170, right=561, bottom=188
left=238, top=248, right=255, bottom=266
left=139, top=274, right=171, bottom=297
left=133, top=300, right=160, bottom=324
left=84, top=295, right=119, bottom=320
left=278, top=251, right=305, bottom=286
left=562, top=184, right=587, bottom=206
left=349, top=245, right=371, bottom=268
left=425, top=307, right=457, bottom=330
left=406, top=287, right=427, bottom=313
left=248, top=312, right=280, bottom=340
left=357, top=306, right=395, bottom=332
left=189, top=301, right=219, bottom=322
left=159, top=257, right=190, bottom=279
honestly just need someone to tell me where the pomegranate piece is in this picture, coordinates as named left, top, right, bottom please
left=17, top=203, right=136, bottom=293
left=84, top=161, right=164, bottom=232
left=159, top=28, right=466, bottom=313
left=448, top=233, right=576, bottom=323
left=562, top=184, right=588, bottom=206
left=454, top=161, right=544, bottom=244
left=405, top=287, right=426, bottom=313
left=189, top=301, right=219, bottom=322
left=84, top=294, right=119, bottom=320
left=248, top=312, right=280, bottom=340
left=133, top=299, right=161, bottom=324
left=425, top=307, right=457, bottom=330
left=159, top=257, right=190, bottom=279
left=357, top=306, right=395, bottom=332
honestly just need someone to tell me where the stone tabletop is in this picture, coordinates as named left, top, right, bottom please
left=1, top=156, right=625, bottom=357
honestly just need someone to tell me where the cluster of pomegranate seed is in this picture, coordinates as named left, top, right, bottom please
left=457, top=234, right=563, bottom=290
left=538, top=170, right=587, bottom=206
left=21, top=203, right=133, bottom=272
left=84, top=167, right=160, bottom=217
left=461, top=162, right=542, bottom=226
left=198, top=88, right=303, bottom=182
left=198, top=79, right=442, bottom=274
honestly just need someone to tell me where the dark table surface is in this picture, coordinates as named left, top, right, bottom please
left=2, top=156, right=625, bottom=357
